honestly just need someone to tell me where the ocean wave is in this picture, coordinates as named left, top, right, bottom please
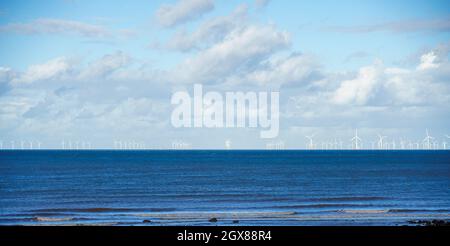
left=338, top=209, right=389, bottom=214
left=32, top=217, right=76, bottom=222
left=307, top=196, right=387, bottom=202
left=28, top=207, right=175, bottom=213
left=265, top=203, right=374, bottom=209
left=30, top=208, right=137, bottom=213
left=133, top=211, right=297, bottom=219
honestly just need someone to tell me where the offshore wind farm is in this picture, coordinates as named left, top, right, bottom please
left=1, top=129, right=448, bottom=150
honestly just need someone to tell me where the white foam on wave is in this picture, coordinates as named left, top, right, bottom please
left=33, top=217, right=74, bottom=222
left=133, top=211, right=297, bottom=219
left=338, top=209, right=389, bottom=214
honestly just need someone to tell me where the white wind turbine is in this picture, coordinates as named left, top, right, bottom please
left=391, top=140, right=396, bottom=150
left=399, top=138, right=406, bottom=149
left=305, top=134, right=315, bottom=149
left=351, top=129, right=362, bottom=150
left=444, top=135, right=450, bottom=150
left=225, top=139, right=232, bottom=150
left=423, top=129, right=434, bottom=150
left=377, top=134, right=387, bottom=150
left=333, top=138, right=339, bottom=149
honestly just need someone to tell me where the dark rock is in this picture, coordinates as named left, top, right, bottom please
left=143, top=219, right=151, bottom=223
left=407, top=219, right=450, bottom=226
left=209, top=218, right=218, bottom=223
left=232, top=220, right=239, bottom=224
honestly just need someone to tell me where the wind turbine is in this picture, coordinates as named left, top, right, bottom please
left=443, top=135, right=450, bottom=150
left=377, top=134, right=387, bottom=149
left=399, top=138, right=406, bottom=149
left=423, top=129, right=434, bottom=150
left=225, top=139, right=232, bottom=150
left=305, top=134, right=315, bottom=149
left=351, top=129, right=362, bottom=150
left=333, top=138, right=339, bottom=149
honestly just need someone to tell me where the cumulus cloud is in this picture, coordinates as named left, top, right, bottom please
left=8, top=51, right=135, bottom=86
left=331, top=47, right=450, bottom=107
left=79, top=51, right=132, bottom=79
left=175, top=24, right=291, bottom=84
left=12, top=57, right=75, bottom=85
left=417, top=51, right=440, bottom=70
left=332, top=62, right=383, bottom=105
left=155, top=0, right=214, bottom=28
left=225, top=53, right=322, bottom=88
left=0, top=67, right=14, bottom=94
left=166, top=4, right=248, bottom=51
left=0, top=18, right=111, bottom=38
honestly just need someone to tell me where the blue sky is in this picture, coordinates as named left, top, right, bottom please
left=1, top=0, right=449, bottom=70
left=0, top=0, right=449, bottom=149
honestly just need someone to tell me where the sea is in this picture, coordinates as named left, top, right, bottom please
left=0, top=150, right=449, bottom=226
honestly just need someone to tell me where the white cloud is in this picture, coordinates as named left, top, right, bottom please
left=8, top=51, right=134, bottom=86
left=12, top=57, right=74, bottom=85
left=175, top=25, right=291, bottom=84
left=227, top=53, right=322, bottom=87
left=0, top=67, right=14, bottom=81
left=166, top=4, right=248, bottom=51
left=332, top=62, right=382, bottom=105
left=0, top=18, right=111, bottom=38
left=155, top=0, right=214, bottom=28
left=79, top=51, right=132, bottom=79
left=417, top=51, right=440, bottom=70
left=0, top=67, right=14, bottom=86
left=331, top=48, right=450, bottom=107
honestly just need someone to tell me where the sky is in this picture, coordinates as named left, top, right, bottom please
left=0, top=0, right=449, bottom=149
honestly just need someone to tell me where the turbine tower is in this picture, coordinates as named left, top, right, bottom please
left=225, top=139, right=232, bottom=150
left=305, top=134, right=315, bottom=149
left=377, top=134, right=387, bottom=149
left=399, top=138, right=406, bottom=150
left=423, top=129, right=434, bottom=150
left=444, top=135, right=450, bottom=150
left=351, top=129, right=362, bottom=150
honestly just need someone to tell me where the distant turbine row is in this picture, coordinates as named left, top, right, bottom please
left=305, top=129, right=450, bottom=150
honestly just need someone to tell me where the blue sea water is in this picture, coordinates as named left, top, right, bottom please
left=0, top=150, right=449, bottom=226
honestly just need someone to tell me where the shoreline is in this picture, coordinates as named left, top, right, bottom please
left=1, top=210, right=449, bottom=226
